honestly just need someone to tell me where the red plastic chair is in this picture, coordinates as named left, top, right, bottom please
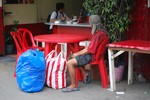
left=76, top=37, right=109, bottom=88
left=11, top=28, right=44, bottom=77
left=10, top=31, right=27, bottom=60
left=11, top=31, right=28, bottom=77
left=17, top=28, right=44, bottom=51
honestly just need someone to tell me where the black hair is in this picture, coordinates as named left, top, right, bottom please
left=56, top=3, right=65, bottom=11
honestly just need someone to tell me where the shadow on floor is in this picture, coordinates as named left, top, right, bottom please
left=0, top=55, right=16, bottom=62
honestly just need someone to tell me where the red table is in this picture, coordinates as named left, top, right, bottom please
left=107, top=40, right=150, bottom=91
left=34, top=33, right=88, bottom=86
left=34, top=34, right=88, bottom=57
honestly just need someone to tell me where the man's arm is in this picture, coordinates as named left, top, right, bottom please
left=72, top=47, right=89, bottom=58
left=50, top=19, right=55, bottom=23
left=63, top=13, right=69, bottom=20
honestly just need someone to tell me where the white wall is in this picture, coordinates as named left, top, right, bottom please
left=4, top=4, right=37, bottom=25
left=0, top=0, right=2, bottom=7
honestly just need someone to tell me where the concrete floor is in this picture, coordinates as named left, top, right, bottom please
left=0, top=55, right=150, bottom=100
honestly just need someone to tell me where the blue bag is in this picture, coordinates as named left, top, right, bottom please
left=16, top=49, right=46, bottom=93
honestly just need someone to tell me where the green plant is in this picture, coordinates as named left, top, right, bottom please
left=83, top=0, right=101, bottom=15
left=11, top=20, right=19, bottom=32
left=5, top=31, right=13, bottom=45
left=5, top=20, right=19, bottom=45
left=83, top=0, right=134, bottom=42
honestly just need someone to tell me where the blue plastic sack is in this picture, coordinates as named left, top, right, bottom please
left=16, top=49, right=46, bottom=93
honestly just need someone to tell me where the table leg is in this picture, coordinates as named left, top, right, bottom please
left=42, top=42, right=45, bottom=47
left=128, top=51, right=133, bottom=84
left=67, top=43, right=79, bottom=53
left=44, top=43, right=56, bottom=57
left=60, top=43, right=67, bottom=59
left=108, top=49, right=116, bottom=92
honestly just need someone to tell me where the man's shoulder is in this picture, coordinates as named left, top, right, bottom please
left=93, top=30, right=106, bottom=37
left=51, top=10, right=58, bottom=15
left=50, top=10, right=59, bottom=19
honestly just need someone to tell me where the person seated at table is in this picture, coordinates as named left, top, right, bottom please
left=62, top=15, right=108, bottom=92
left=50, top=2, right=69, bottom=23
left=48, top=2, right=69, bottom=33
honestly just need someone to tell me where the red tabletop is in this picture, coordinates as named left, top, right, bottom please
left=34, top=34, right=88, bottom=43
left=107, top=40, right=150, bottom=51
left=34, top=34, right=88, bottom=57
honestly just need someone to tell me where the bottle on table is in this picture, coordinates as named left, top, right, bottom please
left=78, top=9, right=83, bottom=23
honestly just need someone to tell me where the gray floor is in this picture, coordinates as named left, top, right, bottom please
left=0, top=55, right=150, bottom=100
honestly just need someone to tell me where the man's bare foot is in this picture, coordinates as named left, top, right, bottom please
left=67, top=84, right=76, bottom=88
left=83, top=72, right=91, bottom=84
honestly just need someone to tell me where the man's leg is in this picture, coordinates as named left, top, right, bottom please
left=67, top=60, right=90, bottom=88
left=80, top=67, right=91, bottom=84
left=80, top=68, right=87, bottom=77
left=67, top=58, right=78, bottom=88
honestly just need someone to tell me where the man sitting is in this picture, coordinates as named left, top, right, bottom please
left=62, top=15, right=108, bottom=92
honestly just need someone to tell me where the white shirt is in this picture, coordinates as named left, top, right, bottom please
left=50, top=11, right=68, bottom=20
left=50, top=11, right=68, bottom=29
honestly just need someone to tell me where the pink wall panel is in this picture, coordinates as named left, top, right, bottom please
left=147, top=8, right=150, bottom=40
left=126, top=0, right=150, bottom=79
left=0, top=7, right=5, bottom=55
left=126, top=0, right=147, bottom=40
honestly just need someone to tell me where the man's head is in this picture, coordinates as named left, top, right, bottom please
left=89, top=15, right=102, bottom=34
left=56, top=3, right=65, bottom=12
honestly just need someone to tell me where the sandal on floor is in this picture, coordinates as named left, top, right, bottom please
left=62, top=87, right=80, bottom=93
left=84, top=72, right=91, bottom=84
